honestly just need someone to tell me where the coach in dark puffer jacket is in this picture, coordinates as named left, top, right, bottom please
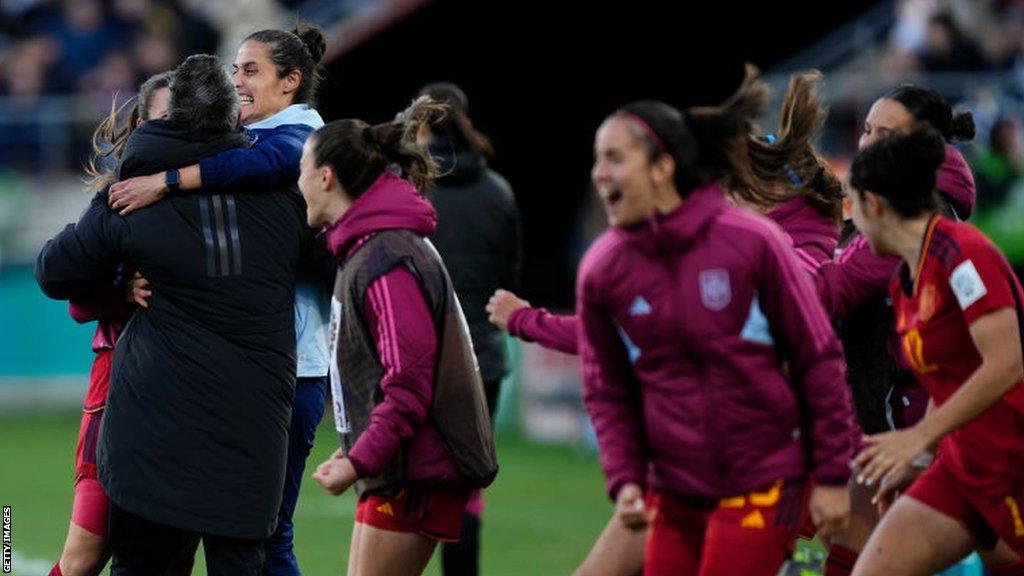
left=36, top=54, right=319, bottom=575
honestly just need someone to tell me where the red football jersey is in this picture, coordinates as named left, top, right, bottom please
left=890, top=216, right=1024, bottom=492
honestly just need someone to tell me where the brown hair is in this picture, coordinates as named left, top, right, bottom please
left=613, top=63, right=769, bottom=197
left=311, top=97, right=446, bottom=198
left=417, top=82, right=495, bottom=159
left=734, top=70, right=844, bottom=223
left=84, top=71, right=172, bottom=192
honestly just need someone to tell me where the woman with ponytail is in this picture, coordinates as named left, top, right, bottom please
left=577, top=65, right=853, bottom=576
left=847, top=127, right=1024, bottom=575
left=103, top=25, right=331, bottom=575
left=481, top=70, right=847, bottom=576
left=303, top=99, right=498, bottom=576
left=810, top=84, right=983, bottom=576
left=48, top=72, right=173, bottom=576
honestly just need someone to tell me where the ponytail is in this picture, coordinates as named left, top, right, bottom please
left=311, top=97, right=446, bottom=199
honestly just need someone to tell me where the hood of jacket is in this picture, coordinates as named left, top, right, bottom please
left=325, top=171, right=438, bottom=257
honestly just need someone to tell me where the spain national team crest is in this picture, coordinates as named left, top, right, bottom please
left=918, top=284, right=936, bottom=323
left=699, top=268, right=731, bottom=311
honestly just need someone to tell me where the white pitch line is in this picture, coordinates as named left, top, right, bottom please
left=11, top=550, right=54, bottom=576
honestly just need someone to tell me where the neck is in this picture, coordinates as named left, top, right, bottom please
left=323, top=193, right=352, bottom=227
left=888, top=212, right=936, bottom=278
left=654, top=186, right=683, bottom=215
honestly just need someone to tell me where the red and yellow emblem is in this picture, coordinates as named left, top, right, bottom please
left=918, top=284, right=936, bottom=323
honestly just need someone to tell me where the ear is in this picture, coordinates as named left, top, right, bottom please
left=650, top=154, right=676, bottom=186
left=865, top=191, right=884, bottom=217
left=282, top=70, right=301, bottom=95
left=321, top=165, right=335, bottom=191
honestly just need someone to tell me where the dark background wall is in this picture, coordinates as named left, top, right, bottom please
left=321, top=0, right=879, bottom=307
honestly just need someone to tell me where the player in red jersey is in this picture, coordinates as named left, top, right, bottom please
left=849, top=127, right=1024, bottom=575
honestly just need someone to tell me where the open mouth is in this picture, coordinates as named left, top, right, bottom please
left=239, top=95, right=254, bottom=106
left=605, top=189, right=623, bottom=206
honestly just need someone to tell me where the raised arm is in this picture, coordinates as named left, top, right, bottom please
left=108, top=125, right=313, bottom=214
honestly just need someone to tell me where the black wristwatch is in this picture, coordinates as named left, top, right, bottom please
left=165, top=169, right=181, bottom=193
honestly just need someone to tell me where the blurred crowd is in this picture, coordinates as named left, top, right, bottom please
left=0, top=0, right=299, bottom=169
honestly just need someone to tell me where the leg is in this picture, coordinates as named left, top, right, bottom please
left=698, top=481, right=807, bottom=576
left=349, top=523, right=436, bottom=576
left=983, top=541, right=1024, bottom=576
left=56, top=523, right=108, bottom=576
left=441, top=377, right=502, bottom=576
left=204, top=533, right=266, bottom=576
left=57, top=477, right=111, bottom=576
left=347, top=521, right=365, bottom=576
left=573, top=513, right=645, bottom=576
left=825, top=477, right=880, bottom=576
left=643, top=492, right=706, bottom=576
left=108, top=503, right=198, bottom=576
left=852, top=496, right=974, bottom=576
left=264, top=376, right=328, bottom=576
left=441, top=508, right=480, bottom=576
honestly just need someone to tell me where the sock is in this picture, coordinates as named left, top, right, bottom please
left=990, top=560, right=1024, bottom=576
left=441, top=512, right=481, bottom=576
left=824, top=543, right=858, bottom=576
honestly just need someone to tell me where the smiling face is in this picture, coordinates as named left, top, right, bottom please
left=298, top=138, right=329, bottom=227
left=232, top=40, right=298, bottom=126
left=859, top=98, right=915, bottom=150
left=590, top=117, right=674, bottom=228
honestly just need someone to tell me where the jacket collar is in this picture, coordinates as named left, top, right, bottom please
left=245, top=104, right=324, bottom=131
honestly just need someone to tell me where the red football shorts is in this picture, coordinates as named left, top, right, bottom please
left=75, top=350, right=112, bottom=479
left=907, top=454, right=1024, bottom=554
left=644, top=480, right=810, bottom=576
left=356, top=484, right=471, bottom=543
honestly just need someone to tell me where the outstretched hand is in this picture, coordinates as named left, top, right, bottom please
left=486, top=289, right=529, bottom=331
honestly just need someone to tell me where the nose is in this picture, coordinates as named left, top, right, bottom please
left=232, top=68, right=243, bottom=89
left=591, top=158, right=609, bottom=184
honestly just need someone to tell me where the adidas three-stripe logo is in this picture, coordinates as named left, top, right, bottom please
left=199, top=195, right=243, bottom=277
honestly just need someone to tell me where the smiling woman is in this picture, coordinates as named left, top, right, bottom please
left=97, top=24, right=333, bottom=576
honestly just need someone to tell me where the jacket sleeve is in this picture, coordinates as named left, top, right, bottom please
left=507, top=307, right=579, bottom=355
left=36, top=194, right=129, bottom=301
left=815, top=234, right=900, bottom=319
left=759, top=231, right=854, bottom=486
left=346, top=266, right=437, bottom=477
left=577, top=261, right=648, bottom=499
left=69, top=287, right=128, bottom=324
left=198, top=127, right=307, bottom=190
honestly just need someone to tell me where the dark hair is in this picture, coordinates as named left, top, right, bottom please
left=850, top=127, right=946, bottom=218
left=168, top=54, right=238, bottom=133
left=883, top=84, right=974, bottom=143
left=310, top=97, right=446, bottom=199
left=138, top=71, right=172, bottom=121
left=84, top=71, right=172, bottom=192
left=740, top=70, right=843, bottom=223
left=244, top=24, right=325, bottom=106
left=611, top=63, right=769, bottom=197
left=417, top=81, right=494, bottom=159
